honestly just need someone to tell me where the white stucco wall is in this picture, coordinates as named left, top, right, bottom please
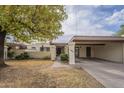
left=94, top=43, right=123, bottom=63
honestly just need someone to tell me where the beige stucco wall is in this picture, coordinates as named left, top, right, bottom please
left=13, top=50, right=51, bottom=59
left=29, top=51, right=50, bottom=59
left=76, top=45, right=94, bottom=58
left=123, top=43, right=124, bottom=63
left=94, top=43, right=123, bottom=63
left=64, top=45, right=69, bottom=54
left=69, top=42, right=75, bottom=64
left=79, top=46, right=85, bottom=57
left=76, top=43, right=123, bottom=63
left=11, top=43, right=52, bottom=59
left=4, top=46, right=8, bottom=60
left=27, top=43, right=51, bottom=51
left=50, top=45, right=56, bottom=61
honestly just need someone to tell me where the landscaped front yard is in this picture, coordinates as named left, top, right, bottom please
left=0, top=60, right=104, bottom=88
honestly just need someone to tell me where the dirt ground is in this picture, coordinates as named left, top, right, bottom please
left=0, top=60, right=104, bottom=88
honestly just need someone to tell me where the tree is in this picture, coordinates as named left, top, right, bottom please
left=117, top=25, right=124, bottom=35
left=0, top=5, right=67, bottom=66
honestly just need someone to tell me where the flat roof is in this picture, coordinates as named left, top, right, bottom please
left=71, top=36, right=124, bottom=42
left=50, top=42, right=67, bottom=45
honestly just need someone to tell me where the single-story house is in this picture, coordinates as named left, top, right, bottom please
left=51, top=36, right=124, bottom=64
left=6, top=36, right=124, bottom=64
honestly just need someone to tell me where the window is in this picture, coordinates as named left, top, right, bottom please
left=40, top=47, right=44, bottom=51
left=19, top=45, right=27, bottom=49
left=45, top=47, right=50, bottom=51
left=40, top=46, right=50, bottom=52
left=32, top=47, right=36, bottom=50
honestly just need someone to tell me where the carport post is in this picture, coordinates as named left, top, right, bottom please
left=68, top=42, right=75, bottom=64
left=4, top=46, right=8, bottom=60
left=50, top=45, right=56, bottom=61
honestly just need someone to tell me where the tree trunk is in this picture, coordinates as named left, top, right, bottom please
left=0, top=31, right=6, bottom=67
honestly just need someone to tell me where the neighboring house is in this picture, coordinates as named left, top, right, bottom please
left=6, top=35, right=124, bottom=64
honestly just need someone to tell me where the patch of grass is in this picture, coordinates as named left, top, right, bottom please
left=0, top=60, right=104, bottom=88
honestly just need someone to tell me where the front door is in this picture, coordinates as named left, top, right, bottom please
left=86, top=47, right=91, bottom=58
left=56, top=48, right=61, bottom=56
left=56, top=47, right=64, bottom=56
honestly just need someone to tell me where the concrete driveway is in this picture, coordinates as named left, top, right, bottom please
left=75, top=59, right=124, bottom=88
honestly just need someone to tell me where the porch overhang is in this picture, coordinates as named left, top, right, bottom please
left=70, top=36, right=124, bottom=43
left=50, top=42, right=67, bottom=46
left=68, top=36, right=124, bottom=64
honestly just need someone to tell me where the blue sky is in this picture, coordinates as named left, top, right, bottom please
left=7, top=5, right=124, bottom=43
left=53, top=5, right=124, bottom=43
left=62, top=5, right=124, bottom=36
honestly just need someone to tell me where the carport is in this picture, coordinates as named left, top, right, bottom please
left=68, top=36, right=124, bottom=64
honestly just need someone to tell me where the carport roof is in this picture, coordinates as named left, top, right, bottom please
left=70, top=36, right=124, bottom=42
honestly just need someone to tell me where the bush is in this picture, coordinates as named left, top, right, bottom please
left=42, top=56, right=50, bottom=60
left=8, top=51, right=15, bottom=59
left=60, top=53, right=69, bottom=62
left=15, top=52, right=30, bottom=60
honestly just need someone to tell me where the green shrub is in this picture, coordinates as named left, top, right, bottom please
left=23, top=52, right=30, bottom=59
left=15, top=52, right=30, bottom=60
left=42, top=56, right=50, bottom=60
left=15, top=55, right=23, bottom=60
left=8, top=51, right=15, bottom=59
left=60, top=53, right=69, bottom=62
